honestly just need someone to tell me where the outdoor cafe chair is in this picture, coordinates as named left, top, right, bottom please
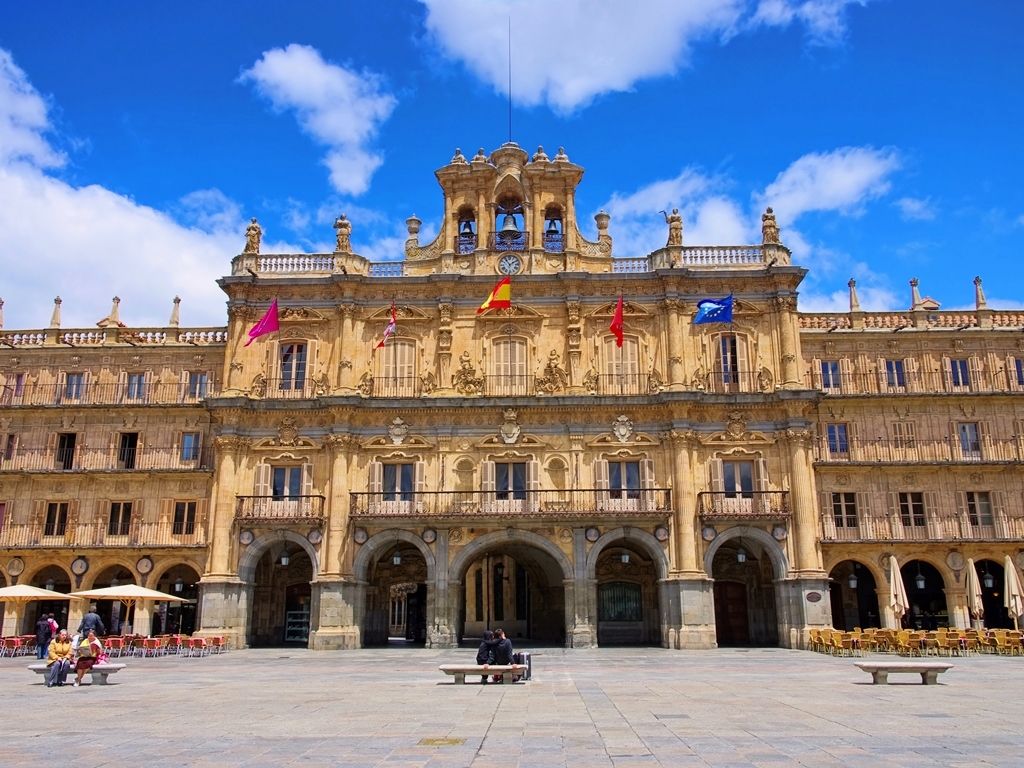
left=105, top=637, right=125, bottom=658
left=187, top=637, right=209, bottom=657
left=210, top=636, right=228, bottom=654
left=141, top=638, right=162, bottom=657
left=0, top=637, right=22, bottom=657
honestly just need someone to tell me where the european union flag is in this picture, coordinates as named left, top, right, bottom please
left=694, top=296, right=733, bottom=324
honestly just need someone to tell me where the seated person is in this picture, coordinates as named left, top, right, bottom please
left=46, top=630, right=74, bottom=688
left=491, top=628, right=516, bottom=683
left=73, top=631, right=105, bottom=688
left=476, top=630, right=498, bottom=684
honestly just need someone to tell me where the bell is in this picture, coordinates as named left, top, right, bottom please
left=498, top=212, right=520, bottom=238
left=546, top=219, right=559, bottom=235
left=460, top=220, right=474, bottom=235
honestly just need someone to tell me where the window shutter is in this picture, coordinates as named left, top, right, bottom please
left=848, top=422, right=860, bottom=461
left=856, top=492, right=872, bottom=538
left=135, top=431, right=145, bottom=469
left=46, top=432, right=57, bottom=464
left=178, top=370, right=190, bottom=403
left=67, top=500, right=80, bottom=545
left=130, top=499, right=143, bottom=545
left=172, top=431, right=182, bottom=466
left=526, top=459, right=541, bottom=513
left=367, top=461, right=383, bottom=494
left=954, top=491, right=971, bottom=538
left=811, top=357, right=823, bottom=389
left=903, top=357, right=918, bottom=392
left=709, top=458, right=724, bottom=492
left=301, top=463, right=314, bottom=497
left=639, top=458, right=655, bottom=511
left=593, top=458, right=609, bottom=510
left=116, top=371, right=128, bottom=403
left=107, top=432, right=119, bottom=468
left=1007, top=355, right=1021, bottom=391
left=941, top=356, right=953, bottom=391
left=924, top=491, right=942, bottom=539
left=887, top=491, right=903, bottom=540
left=713, top=335, right=724, bottom=385
left=480, top=460, right=496, bottom=510
left=978, top=421, right=992, bottom=460
left=253, top=463, right=272, bottom=496
left=838, top=357, right=854, bottom=393
left=819, top=491, right=836, bottom=539
left=735, top=336, right=750, bottom=391
left=875, top=357, right=887, bottom=393
left=816, top=422, right=827, bottom=460
left=991, top=490, right=1009, bottom=538
left=754, top=457, right=770, bottom=491
left=205, top=369, right=216, bottom=397
left=93, top=499, right=107, bottom=544
left=948, top=420, right=960, bottom=461
left=143, top=370, right=154, bottom=404
left=412, top=460, right=427, bottom=512
left=968, top=355, right=983, bottom=392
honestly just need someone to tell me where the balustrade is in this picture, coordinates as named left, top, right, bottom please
left=0, top=518, right=207, bottom=548
left=814, top=437, right=1022, bottom=464
left=235, top=495, right=326, bottom=521
left=820, top=511, right=1024, bottom=542
left=697, top=491, right=791, bottom=520
left=0, top=381, right=218, bottom=407
left=0, top=446, right=213, bottom=473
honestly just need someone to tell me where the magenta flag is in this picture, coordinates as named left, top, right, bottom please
left=244, top=299, right=279, bottom=346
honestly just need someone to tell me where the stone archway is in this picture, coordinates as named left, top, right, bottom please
left=238, top=529, right=320, bottom=584
left=703, top=527, right=789, bottom=581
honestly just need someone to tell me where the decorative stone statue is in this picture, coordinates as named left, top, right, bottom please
left=244, top=218, right=262, bottom=254
left=333, top=214, right=352, bottom=252
left=761, top=207, right=781, bottom=245
left=662, top=208, right=683, bottom=247
left=554, top=147, right=569, bottom=162
left=450, top=148, right=467, bottom=165
left=532, top=145, right=549, bottom=162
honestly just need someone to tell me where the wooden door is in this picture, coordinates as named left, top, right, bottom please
left=714, top=581, right=749, bottom=646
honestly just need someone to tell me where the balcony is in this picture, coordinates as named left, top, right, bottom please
left=360, top=376, right=422, bottom=398
left=487, top=231, right=529, bottom=252
left=250, top=377, right=327, bottom=400
left=821, top=512, right=1024, bottom=542
left=454, top=233, right=477, bottom=254
left=0, top=519, right=207, bottom=549
left=591, top=374, right=659, bottom=396
left=542, top=232, right=565, bottom=253
left=235, top=495, right=326, bottom=522
left=698, top=491, right=791, bottom=521
left=813, top=438, right=1023, bottom=465
left=0, top=446, right=213, bottom=473
left=806, top=370, right=1010, bottom=395
left=349, top=488, right=672, bottom=521
left=0, top=381, right=217, bottom=407
left=700, top=370, right=762, bottom=394
left=483, top=375, right=535, bottom=397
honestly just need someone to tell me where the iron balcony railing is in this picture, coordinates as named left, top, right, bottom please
left=591, top=373, right=659, bottom=396
left=349, top=488, right=672, bottom=519
left=820, top=512, right=1024, bottom=542
left=542, top=232, right=565, bottom=253
left=455, top=233, right=477, bottom=254
left=235, top=495, right=326, bottom=521
left=813, top=437, right=1023, bottom=464
left=0, top=519, right=208, bottom=548
left=701, top=370, right=763, bottom=394
left=482, top=375, right=535, bottom=397
left=0, top=381, right=217, bottom=407
left=363, top=376, right=423, bottom=398
left=698, top=491, right=791, bottom=520
left=806, top=369, right=1012, bottom=395
left=0, top=446, right=213, bottom=473
left=487, top=231, right=529, bottom=252
left=249, top=377, right=327, bottom=399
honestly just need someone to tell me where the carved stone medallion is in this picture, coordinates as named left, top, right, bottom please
left=612, top=415, right=634, bottom=443
left=388, top=418, right=409, bottom=445
left=499, top=409, right=521, bottom=445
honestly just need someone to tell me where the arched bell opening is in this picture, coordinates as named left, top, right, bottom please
left=543, top=205, right=564, bottom=253
left=365, top=544, right=429, bottom=647
left=493, top=197, right=526, bottom=251
left=828, top=560, right=880, bottom=630
left=456, top=205, right=477, bottom=254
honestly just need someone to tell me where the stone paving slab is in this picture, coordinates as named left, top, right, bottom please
left=2, top=647, right=1024, bottom=766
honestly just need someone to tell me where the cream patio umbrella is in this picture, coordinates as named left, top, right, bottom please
left=1003, top=556, right=1024, bottom=631
left=889, top=555, right=911, bottom=628
left=69, top=584, right=186, bottom=635
left=965, top=558, right=984, bottom=627
left=0, top=584, right=79, bottom=637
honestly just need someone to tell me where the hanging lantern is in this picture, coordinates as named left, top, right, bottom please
left=174, top=578, right=184, bottom=593
left=621, top=551, right=630, bottom=564
left=847, top=574, right=858, bottom=590
left=983, top=567, right=994, bottom=590
left=280, top=554, right=289, bottom=567
left=736, top=548, right=747, bottom=563
left=45, top=578, right=55, bottom=591
left=110, top=577, right=119, bottom=587
left=393, top=553, right=402, bottom=566
left=915, top=573, right=926, bottom=590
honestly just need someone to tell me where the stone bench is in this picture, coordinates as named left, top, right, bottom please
left=439, top=664, right=525, bottom=685
left=28, top=663, right=127, bottom=685
left=855, top=661, right=953, bottom=685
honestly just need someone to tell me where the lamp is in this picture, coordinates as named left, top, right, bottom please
left=174, top=578, right=184, bottom=593
left=280, top=554, right=290, bottom=567
left=45, top=578, right=55, bottom=591
left=497, top=213, right=520, bottom=238
left=983, top=565, right=994, bottom=590
left=915, top=563, right=925, bottom=591
left=495, top=562, right=505, bottom=577
left=736, top=548, right=747, bottom=563
left=392, top=553, right=402, bottom=566
left=621, top=551, right=630, bottom=564
left=110, top=577, right=119, bottom=587
left=847, top=573, right=858, bottom=590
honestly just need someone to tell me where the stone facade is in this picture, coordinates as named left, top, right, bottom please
left=2, top=143, right=1022, bottom=648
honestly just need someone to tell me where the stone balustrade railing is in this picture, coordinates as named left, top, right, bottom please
left=0, top=327, right=227, bottom=347
left=799, top=309, right=1024, bottom=331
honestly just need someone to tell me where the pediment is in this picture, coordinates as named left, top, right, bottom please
left=279, top=307, right=327, bottom=323
left=587, top=432, right=660, bottom=447
left=588, top=300, right=653, bottom=319
left=703, top=431, right=774, bottom=445
left=476, top=303, right=544, bottom=321
left=251, top=443, right=316, bottom=456
left=475, top=433, right=548, bottom=449
left=362, top=435, right=434, bottom=450
left=367, top=304, right=433, bottom=323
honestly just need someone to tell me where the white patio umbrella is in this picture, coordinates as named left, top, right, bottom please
left=889, top=555, right=910, bottom=627
left=0, top=583, right=78, bottom=607
left=965, top=558, right=984, bottom=624
left=1003, top=556, right=1024, bottom=631
left=69, top=584, right=186, bottom=634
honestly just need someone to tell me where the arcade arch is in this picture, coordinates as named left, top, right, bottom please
left=827, top=560, right=881, bottom=630
left=900, top=559, right=949, bottom=629
left=239, top=530, right=321, bottom=647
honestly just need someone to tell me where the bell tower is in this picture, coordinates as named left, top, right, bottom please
left=402, top=143, right=612, bottom=276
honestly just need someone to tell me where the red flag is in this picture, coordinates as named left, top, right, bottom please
left=244, top=299, right=279, bottom=346
left=375, top=300, right=398, bottom=349
left=478, top=277, right=512, bottom=314
left=610, top=295, right=624, bottom=347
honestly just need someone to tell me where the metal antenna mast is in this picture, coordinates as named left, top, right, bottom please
left=508, top=17, right=513, bottom=143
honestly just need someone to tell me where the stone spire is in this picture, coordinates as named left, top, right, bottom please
left=169, top=296, right=181, bottom=327
left=974, top=276, right=987, bottom=310
left=97, top=297, right=122, bottom=328
left=848, top=279, right=861, bottom=312
left=910, top=278, right=923, bottom=310
left=49, top=297, right=62, bottom=329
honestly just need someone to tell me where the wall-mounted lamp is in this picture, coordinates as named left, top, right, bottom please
left=110, top=577, right=120, bottom=587
left=174, top=578, right=184, bottom=593
left=736, top=548, right=747, bottom=564
left=847, top=574, right=858, bottom=590
left=983, top=565, right=994, bottom=590
left=915, top=563, right=926, bottom=591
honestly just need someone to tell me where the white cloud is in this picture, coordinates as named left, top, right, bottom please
left=799, top=284, right=899, bottom=312
left=0, top=50, right=65, bottom=168
left=758, top=146, right=900, bottom=223
left=420, top=0, right=871, bottom=112
left=239, top=44, right=396, bottom=196
left=895, top=196, right=936, bottom=221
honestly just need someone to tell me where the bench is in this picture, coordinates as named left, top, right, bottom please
left=439, top=664, right=525, bottom=685
left=28, top=663, right=127, bottom=685
left=854, top=661, right=953, bottom=685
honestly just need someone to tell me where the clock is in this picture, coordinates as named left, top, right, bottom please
left=71, top=557, right=89, bottom=576
left=498, top=254, right=521, bottom=275
left=136, top=556, right=154, bottom=575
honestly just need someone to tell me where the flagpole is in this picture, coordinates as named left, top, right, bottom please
left=391, top=296, right=397, bottom=395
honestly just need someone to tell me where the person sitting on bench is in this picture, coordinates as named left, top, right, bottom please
left=492, top=629, right=516, bottom=683
left=476, top=630, right=498, bottom=684
left=47, top=630, right=74, bottom=688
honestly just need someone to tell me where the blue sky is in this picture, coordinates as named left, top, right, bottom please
left=1, top=1, right=1022, bottom=328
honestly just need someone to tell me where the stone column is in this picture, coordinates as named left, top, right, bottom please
left=670, top=430, right=700, bottom=574
left=569, top=527, right=596, bottom=647
left=208, top=436, right=246, bottom=576
left=1, top=603, right=24, bottom=636
left=427, top=528, right=456, bottom=648
left=132, top=600, right=151, bottom=636
left=322, top=436, right=352, bottom=577
left=944, top=587, right=970, bottom=630
left=877, top=588, right=897, bottom=629
left=776, top=296, right=802, bottom=388
left=66, top=600, right=84, bottom=635
left=337, top=304, right=356, bottom=393
left=785, top=429, right=823, bottom=575
left=665, top=299, right=685, bottom=389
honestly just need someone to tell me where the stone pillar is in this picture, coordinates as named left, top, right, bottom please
left=944, top=587, right=970, bottom=630
left=569, top=528, right=596, bottom=647
left=308, top=580, right=364, bottom=650
left=670, top=430, right=700, bottom=574
left=785, top=429, right=824, bottom=575
left=775, top=577, right=832, bottom=649
left=337, top=304, right=356, bottom=392
left=877, top=587, right=897, bottom=629
left=67, top=600, right=84, bottom=634
left=427, top=528, right=456, bottom=648
left=195, top=580, right=252, bottom=649
left=665, top=299, right=685, bottom=389
left=776, top=296, right=802, bottom=388
left=132, top=600, right=152, bottom=636
left=322, top=436, right=352, bottom=576
left=1, top=603, right=24, bottom=636
left=664, top=578, right=716, bottom=649
left=208, top=436, right=246, bottom=577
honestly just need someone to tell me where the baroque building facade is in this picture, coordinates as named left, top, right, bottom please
left=2, top=142, right=1023, bottom=649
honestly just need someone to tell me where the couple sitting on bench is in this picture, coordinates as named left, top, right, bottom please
left=476, top=629, right=517, bottom=684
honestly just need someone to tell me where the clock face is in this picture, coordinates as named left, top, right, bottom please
left=498, top=254, right=521, bottom=275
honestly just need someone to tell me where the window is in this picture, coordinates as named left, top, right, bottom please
left=492, top=563, right=505, bottom=621
left=603, top=336, right=641, bottom=393
left=383, top=463, right=414, bottom=502
left=173, top=501, right=196, bottom=535
left=826, top=424, right=849, bottom=455
left=958, top=423, right=981, bottom=456
left=13, top=373, right=24, bottom=395
left=44, top=502, right=68, bottom=536
left=181, top=433, right=201, bottom=461
left=821, top=361, right=841, bottom=390
left=126, top=373, right=146, bottom=400
left=377, top=340, right=416, bottom=396
left=492, top=338, right=528, bottom=394
left=722, top=460, right=754, bottom=499
left=188, top=372, right=208, bottom=399
left=950, top=359, right=970, bottom=388
left=885, top=360, right=905, bottom=389
left=898, top=492, right=926, bottom=527
left=1016, top=358, right=1024, bottom=387
left=966, top=491, right=993, bottom=527
left=892, top=421, right=916, bottom=449
left=280, top=344, right=307, bottom=390
left=831, top=492, right=857, bottom=528
left=721, top=335, right=740, bottom=385
left=474, top=569, right=483, bottom=622
left=495, top=462, right=527, bottom=501
left=272, top=466, right=303, bottom=500
left=107, top=502, right=132, bottom=536
left=64, top=372, right=85, bottom=400
left=55, top=433, right=76, bottom=470
left=598, top=582, right=643, bottom=622
left=3, top=434, right=16, bottom=461
left=1, top=373, right=25, bottom=404
left=118, top=433, right=138, bottom=470
left=608, top=460, right=640, bottom=500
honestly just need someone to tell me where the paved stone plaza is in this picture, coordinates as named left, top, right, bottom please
left=2, top=647, right=1024, bottom=767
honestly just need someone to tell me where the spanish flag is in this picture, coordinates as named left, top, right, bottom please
left=478, top=276, right=512, bottom=314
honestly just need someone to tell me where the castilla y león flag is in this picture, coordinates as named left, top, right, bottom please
left=610, top=295, right=624, bottom=347
left=244, top=299, right=279, bottom=346
left=478, top=277, right=512, bottom=314
left=375, top=300, right=398, bottom=349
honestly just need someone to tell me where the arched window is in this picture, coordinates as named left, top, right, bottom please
left=491, top=198, right=526, bottom=251
left=713, top=333, right=750, bottom=393
left=602, top=336, right=641, bottom=394
left=490, top=338, right=528, bottom=395
left=375, top=339, right=417, bottom=397
left=543, top=206, right=564, bottom=253
left=456, top=206, right=477, bottom=254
